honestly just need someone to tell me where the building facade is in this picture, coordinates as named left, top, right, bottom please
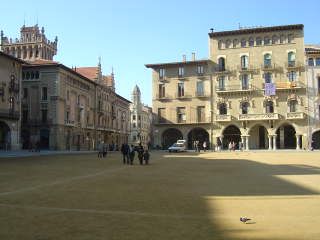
left=0, top=52, right=24, bottom=150
left=129, top=85, right=152, bottom=148
left=147, top=24, right=309, bottom=150
left=306, top=45, right=320, bottom=149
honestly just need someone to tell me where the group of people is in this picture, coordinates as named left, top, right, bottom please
left=193, top=140, right=208, bottom=152
left=97, top=141, right=108, bottom=158
left=228, top=141, right=237, bottom=151
left=120, top=143, right=150, bottom=165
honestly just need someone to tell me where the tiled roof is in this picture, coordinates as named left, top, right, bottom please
left=75, top=67, right=98, bottom=80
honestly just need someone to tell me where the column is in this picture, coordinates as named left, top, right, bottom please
left=241, top=136, right=245, bottom=151
left=245, top=136, right=249, bottom=151
left=273, top=135, right=277, bottom=150
left=219, top=136, right=223, bottom=151
left=268, top=135, right=272, bottom=150
left=296, top=135, right=301, bottom=150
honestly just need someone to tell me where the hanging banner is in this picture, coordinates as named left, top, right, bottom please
left=265, top=83, right=276, bottom=96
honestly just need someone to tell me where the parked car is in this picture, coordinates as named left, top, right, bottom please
left=168, top=142, right=186, bottom=152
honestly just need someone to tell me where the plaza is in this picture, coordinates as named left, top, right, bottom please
left=0, top=151, right=319, bottom=239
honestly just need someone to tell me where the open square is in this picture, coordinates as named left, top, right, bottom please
left=0, top=151, right=319, bottom=239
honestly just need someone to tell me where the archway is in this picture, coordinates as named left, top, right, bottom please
left=222, top=125, right=241, bottom=150
left=40, top=129, right=50, bottom=149
left=162, top=128, right=183, bottom=149
left=312, top=130, right=320, bottom=149
left=276, top=124, right=296, bottom=149
left=187, top=128, right=209, bottom=150
left=0, top=121, right=10, bottom=150
left=249, top=125, right=268, bottom=149
left=21, top=129, right=30, bottom=149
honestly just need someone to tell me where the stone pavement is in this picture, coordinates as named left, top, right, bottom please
left=0, top=150, right=97, bottom=158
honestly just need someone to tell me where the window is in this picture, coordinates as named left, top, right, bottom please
left=31, top=72, right=35, bottom=79
left=22, top=110, right=28, bottom=123
left=133, top=123, right=136, bottom=128
left=241, top=74, right=249, bottom=90
left=287, top=71, right=297, bottom=82
left=288, top=34, right=293, bottom=43
left=66, top=90, right=69, bottom=101
left=196, top=81, right=204, bottom=96
left=218, top=40, right=223, bottom=49
left=241, top=102, right=249, bottom=114
left=66, top=111, right=70, bottom=121
left=280, top=35, right=285, bottom=44
left=264, top=36, right=271, bottom=45
left=272, top=35, right=278, bottom=44
left=289, top=100, right=297, bottom=112
left=197, top=106, right=205, bottom=122
left=178, top=82, right=184, bottom=97
left=240, top=55, right=248, bottom=70
left=177, top=107, right=186, bottom=123
left=308, top=58, right=314, bottom=66
left=22, top=72, right=25, bottom=80
left=264, top=72, right=272, bottom=83
left=241, top=39, right=247, bottom=47
left=42, top=87, right=47, bottom=101
left=316, top=58, right=320, bottom=66
left=288, top=52, right=296, bottom=67
left=41, top=109, right=47, bottom=123
left=159, top=68, right=165, bottom=78
left=264, top=53, right=272, bottom=67
left=133, top=135, right=136, bottom=141
left=265, top=101, right=274, bottom=113
left=218, top=76, right=225, bottom=90
left=197, top=65, right=204, bottom=75
left=233, top=39, right=238, bottom=48
left=178, top=66, right=184, bottom=77
left=26, top=72, right=30, bottom=80
left=132, top=115, right=136, bottom=120
left=226, top=39, right=231, bottom=48
left=248, top=37, right=254, bottom=47
left=138, top=115, right=141, bottom=121
left=256, top=37, right=262, bottom=46
left=23, top=88, right=28, bottom=99
left=158, top=84, right=165, bottom=98
left=218, top=57, right=225, bottom=71
left=219, top=103, right=227, bottom=115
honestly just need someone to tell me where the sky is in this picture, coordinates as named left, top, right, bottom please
left=1, top=0, right=320, bottom=105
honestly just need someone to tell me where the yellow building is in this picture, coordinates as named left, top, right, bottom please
left=147, top=24, right=308, bottom=150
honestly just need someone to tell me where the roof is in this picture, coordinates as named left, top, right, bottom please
left=0, top=51, right=26, bottom=64
left=209, top=24, right=304, bottom=38
left=103, top=75, right=113, bottom=87
left=145, top=59, right=212, bottom=68
left=305, top=45, right=320, bottom=55
left=75, top=67, right=98, bottom=80
left=25, top=59, right=58, bottom=65
left=116, top=93, right=131, bottom=104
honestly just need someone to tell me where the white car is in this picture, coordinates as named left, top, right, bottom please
left=168, top=142, right=186, bottom=152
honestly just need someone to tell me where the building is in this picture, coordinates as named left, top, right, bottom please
left=1, top=25, right=131, bottom=150
left=147, top=24, right=309, bottom=150
left=129, top=85, right=152, bottom=148
left=306, top=45, right=320, bottom=149
left=0, top=52, right=24, bottom=150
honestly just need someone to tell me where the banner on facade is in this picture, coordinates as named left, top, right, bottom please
left=265, top=83, right=276, bottom=96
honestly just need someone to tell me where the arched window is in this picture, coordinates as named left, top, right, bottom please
left=288, top=34, right=293, bottom=43
left=240, top=55, right=249, bottom=70
left=288, top=52, right=296, bottom=67
left=308, top=58, right=314, bottom=66
left=219, top=103, right=227, bottom=115
left=248, top=37, right=254, bottom=47
left=218, top=40, right=223, bottom=49
left=241, top=102, right=249, bottom=114
left=280, top=35, right=285, bottom=44
left=272, top=35, right=278, bottom=44
left=289, top=100, right=298, bottom=112
left=266, top=101, right=274, bottom=113
left=226, top=39, right=231, bottom=48
left=264, top=53, right=272, bottom=67
left=256, top=37, right=262, bottom=46
left=233, top=39, right=238, bottom=48
left=264, top=36, right=271, bottom=45
left=241, top=39, right=247, bottom=47
left=218, top=57, right=225, bottom=71
left=241, top=74, right=249, bottom=90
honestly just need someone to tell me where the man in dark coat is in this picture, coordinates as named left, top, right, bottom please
left=120, top=143, right=129, bottom=164
left=137, top=144, right=144, bottom=165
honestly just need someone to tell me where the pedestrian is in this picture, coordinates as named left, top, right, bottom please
left=232, top=141, right=236, bottom=151
left=228, top=141, right=232, bottom=151
left=103, top=142, right=108, bottom=158
left=203, top=141, right=207, bottom=152
left=98, top=141, right=104, bottom=158
left=120, top=143, right=129, bottom=164
left=129, top=145, right=135, bottom=165
left=137, top=144, right=144, bottom=165
left=143, top=149, right=150, bottom=165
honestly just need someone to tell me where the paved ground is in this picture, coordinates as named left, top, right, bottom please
left=0, top=151, right=319, bottom=239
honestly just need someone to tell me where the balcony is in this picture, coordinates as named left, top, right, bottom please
left=238, top=113, right=279, bottom=121
left=215, top=84, right=256, bottom=93
left=215, top=115, right=232, bottom=122
left=213, top=67, right=232, bottom=75
left=158, top=76, right=169, bottom=83
left=237, top=65, right=259, bottom=73
left=175, top=93, right=192, bottom=99
left=261, top=63, right=281, bottom=72
left=286, top=112, right=305, bottom=120
left=285, top=61, right=304, bottom=70
left=262, top=81, right=306, bottom=90
left=155, top=94, right=172, bottom=101
left=86, top=123, right=95, bottom=129
left=155, top=116, right=211, bottom=125
left=65, top=120, right=75, bottom=126
left=194, top=91, right=210, bottom=98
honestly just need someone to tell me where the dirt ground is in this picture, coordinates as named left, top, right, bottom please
left=0, top=150, right=319, bottom=240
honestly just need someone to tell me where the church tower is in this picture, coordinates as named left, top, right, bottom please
left=132, top=85, right=141, bottom=109
left=0, top=25, right=58, bottom=61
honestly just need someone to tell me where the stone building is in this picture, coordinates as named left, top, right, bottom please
left=0, top=52, right=24, bottom=150
left=305, top=45, right=320, bottom=149
left=2, top=25, right=130, bottom=150
left=129, top=85, right=152, bottom=148
left=147, top=24, right=309, bottom=150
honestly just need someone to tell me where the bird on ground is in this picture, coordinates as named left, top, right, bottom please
left=240, top=217, right=251, bottom=223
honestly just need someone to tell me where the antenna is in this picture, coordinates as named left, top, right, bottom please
left=36, top=10, right=39, bottom=25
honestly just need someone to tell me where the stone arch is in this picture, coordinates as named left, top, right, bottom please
left=222, top=125, right=241, bottom=150
left=311, top=129, right=320, bottom=150
left=0, top=121, right=11, bottom=150
left=161, top=128, right=183, bottom=149
left=40, top=128, right=50, bottom=149
left=187, top=127, right=209, bottom=150
left=248, top=124, right=269, bottom=149
left=275, top=123, right=296, bottom=149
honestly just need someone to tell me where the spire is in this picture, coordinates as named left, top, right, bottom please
left=97, top=57, right=103, bottom=83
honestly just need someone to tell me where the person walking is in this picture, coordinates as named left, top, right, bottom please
left=103, top=142, right=108, bottom=158
left=120, top=143, right=129, bottom=164
left=203, top=141, right=207, bottom=152
left=137, top=144, right=144, bottom=165
left=228, top=141, right=232, bottom=151
left=129, top=145, right=135, bottom=165
left=98, top=141, right=104, bottom=158
left=143, top=150, right=150, bottom=165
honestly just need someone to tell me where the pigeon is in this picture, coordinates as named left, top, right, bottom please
left=240, top=217, right=251, bottom=223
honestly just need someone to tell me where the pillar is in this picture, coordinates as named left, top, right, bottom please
left=296, top=135, right=301, bottom=150
left=273, top=135, right=277, bottom=150
left=245, top=136, right=249, bottom=151
left=268, top=135, right=272, bottom=150
left=241, top=136, right=245, bottom=150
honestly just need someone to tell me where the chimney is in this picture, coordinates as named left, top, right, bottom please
left=192, top=52, right=196, bottom=61
left=182, top=54, right=186, bottom=62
